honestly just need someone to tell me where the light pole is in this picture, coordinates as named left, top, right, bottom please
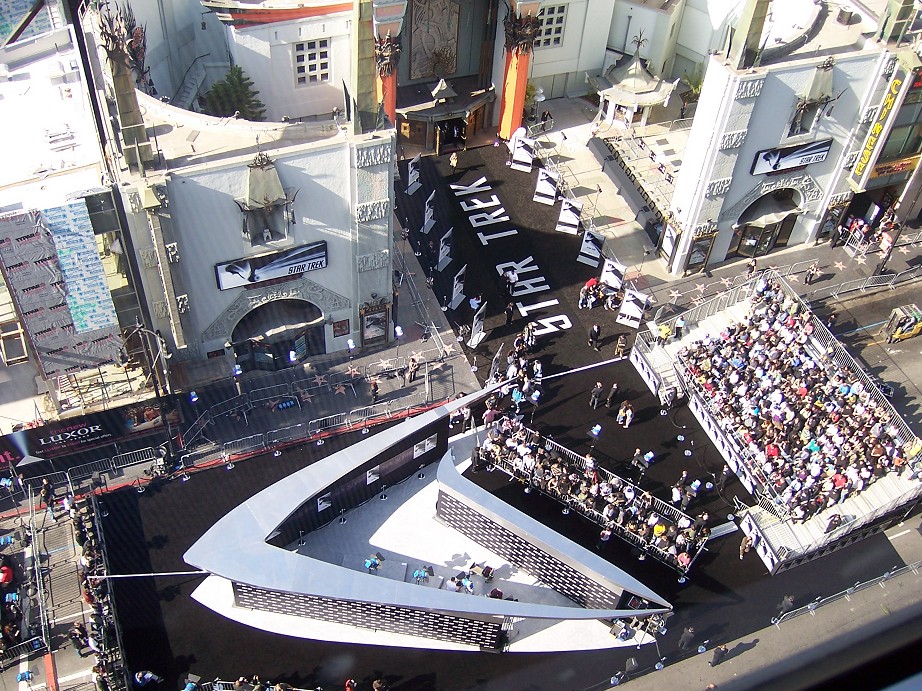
left=394, top=325, right=404, bottom=359
left=128, top=319, right=176, bottom=461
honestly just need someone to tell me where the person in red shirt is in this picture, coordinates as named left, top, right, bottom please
left=0, top=565, right=13, bottom=587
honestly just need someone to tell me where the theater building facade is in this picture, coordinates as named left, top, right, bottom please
left=664, top=31, right=922, bottom=274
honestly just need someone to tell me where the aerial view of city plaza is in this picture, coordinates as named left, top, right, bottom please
left=2, top=0, right=922, bottom=689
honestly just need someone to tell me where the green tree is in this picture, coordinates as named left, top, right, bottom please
left=205, top=65, right=266, bottom=121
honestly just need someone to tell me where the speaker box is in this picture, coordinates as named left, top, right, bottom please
left=625, top=657, right=639, bottom=674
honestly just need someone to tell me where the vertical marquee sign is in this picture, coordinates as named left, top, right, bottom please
left=849, top=52, right=919, bottom=191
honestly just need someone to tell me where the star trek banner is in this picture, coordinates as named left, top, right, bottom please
left=215, top=241, right=327, bottom=290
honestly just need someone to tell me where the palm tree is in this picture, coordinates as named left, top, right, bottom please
left=205, top=66, right=266, bottom=121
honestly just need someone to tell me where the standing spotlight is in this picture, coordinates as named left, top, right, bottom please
left=180, top=472, right=190, bottom=482
left=273, top=449, right=282, bottom=457
left=189, top=390, right=199, bottom=404
left=226, top=460, right=235, bottom=470
left=316, top=437, right=324, bottom=446
left=339, top=508, right=347, bottom=524
left=297, top=530, right=305, bottom=546
left=417, top=464, right=426, bottom=479
left=380, top=484, right=388, bottom=500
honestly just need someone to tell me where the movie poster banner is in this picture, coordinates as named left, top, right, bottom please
left=215, top=241, right=328, bottom=290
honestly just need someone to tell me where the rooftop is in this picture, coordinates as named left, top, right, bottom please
left=0, top=26, right=103, bottom=211
left=128, top=91, right=347, bottom=179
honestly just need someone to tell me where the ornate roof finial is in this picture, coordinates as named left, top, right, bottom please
left=631, top=30, right=648, bottom=54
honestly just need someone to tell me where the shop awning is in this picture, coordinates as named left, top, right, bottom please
left=738, top=195, right=801, bottom=228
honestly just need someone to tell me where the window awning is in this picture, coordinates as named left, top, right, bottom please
left=738, top=195, right=801, bottom=229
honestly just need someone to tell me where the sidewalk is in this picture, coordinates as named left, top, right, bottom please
left=622, top=551, right=922, bottom=690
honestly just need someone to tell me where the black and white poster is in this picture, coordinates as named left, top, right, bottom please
left=406, top=154, right=421, bottom=195
left=467, top=301, right=488, bottom=349
left=555, top=198, right=582, bottom=234
left=449, top=263, right=466, bottom=310
left=616, top=289, right=649, bottom=329
left=422, top=189, right=436, bottom=234
left=437, top=227, right=453, bottom=271
left=533, top=169, right=560, bottom=205
left=215, top=241, right=328, bottom=290
left=751, top=139, right=832, bottom=176
left=577, top=230, right=605, bottom=267
left=600, top=258, right=627, bottom=290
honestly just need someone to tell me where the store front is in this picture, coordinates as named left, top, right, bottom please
left=230, top=299, right=325, bottom=373
left=729, top=189, right=801, bottom=258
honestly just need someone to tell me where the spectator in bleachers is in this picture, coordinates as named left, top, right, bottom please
left=676, top=277, right=913, bottom=521
left=478, top=415, right=703, bottom=571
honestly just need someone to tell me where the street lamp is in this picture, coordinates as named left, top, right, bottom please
left=128, top=319, right=177, bottom=461
left=394, top=325, right=404, bottom=358
left=532, top=86, right=545, bottom=122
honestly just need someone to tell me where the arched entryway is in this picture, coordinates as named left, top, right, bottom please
left=230, top=299, right=325, bottom=373
left=729, top=189, right=802, bottom=258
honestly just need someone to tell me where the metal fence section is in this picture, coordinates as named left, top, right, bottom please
left=67, top=458, right=117, bottom=485
left=0, top=636, right=47, bottom=669
left=210, top=394, right=250, bottom=418
left=178, top=444, right=223, bottom=468
left=222, top=434, right=267, bottom=460
left=112, top=446, right=158, bottom=469
left=775, top=560, right=922, bottom=626
left=266, top=423, right=309, bottom=446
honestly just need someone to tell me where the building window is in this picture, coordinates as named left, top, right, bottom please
left=0, top=320, right=28, bottom=365
left=536, top=5, right=567, bottom=48
left=294, top=39, right=331, bottom=86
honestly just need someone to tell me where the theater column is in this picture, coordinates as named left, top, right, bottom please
left=372, top=1, right=408, bottom=127
left=498, top=1, right=541, bottom=141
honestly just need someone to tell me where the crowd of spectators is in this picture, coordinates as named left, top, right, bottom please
left=478, top=415, right=707, bottom=571
left=676, top=277, right=915, bottom=523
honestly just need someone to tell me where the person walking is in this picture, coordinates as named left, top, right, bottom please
left=407, top=356, right=420, bottom=382
left=674, top=315, right=685, bottom=340
left=746, top=258, right=757, bottom=278
left=589, top=382, right=604, bottom=409
left=595, top=526, right=612, bottom=552
left=710, top=644, right=728, bottom=667
left=805, top=261, right=820, bottom=284
left=830, top=223, right=843, bottom=248
left=775, top=594, right=795, bottom=621
left=588, top=323, right=602, bottom=351
left=505, top=302, right=515, bottom=326
left=717, top=463, right=732, bottom=492
left=370, top=379, right=380, bottom=404
left=613, top=333, right=627, bottom=357
left=739, top=534, right=753, bottom=560
left=678, top=626, right=695, bottom=650
left=449, top=151, right=458, bottom=173
left=605, top=382, right=619, bottom=408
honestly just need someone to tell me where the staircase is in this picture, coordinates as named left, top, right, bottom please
left=172, top=60, right=207, bottom=110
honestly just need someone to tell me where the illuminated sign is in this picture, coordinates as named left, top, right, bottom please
left=751, top=139, right=833, bottom=176
left=849, top=55, right=920, bottom=190
left=872, top=154, right=921, bottom=178
left=215, top=241, right=328, bottom=290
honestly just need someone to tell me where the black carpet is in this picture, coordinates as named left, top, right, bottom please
left=103, top=148, right=914, bottom=691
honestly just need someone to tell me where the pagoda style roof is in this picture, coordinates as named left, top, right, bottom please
left=587, top=52, right=678, bottom=109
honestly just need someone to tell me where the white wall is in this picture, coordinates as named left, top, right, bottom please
left=116, top=0, right=230, bottom=101
left=229, top=13, right=352, bottom=122
left=165, top=141, right=355, bottom=341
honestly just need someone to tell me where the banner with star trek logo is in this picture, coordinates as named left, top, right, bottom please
left=215, top=241, right=327, bottom=290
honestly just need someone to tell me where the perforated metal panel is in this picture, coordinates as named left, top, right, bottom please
left=436, top=491, right=621, bottom=609
left=233, top=582, right=504, bottom=649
